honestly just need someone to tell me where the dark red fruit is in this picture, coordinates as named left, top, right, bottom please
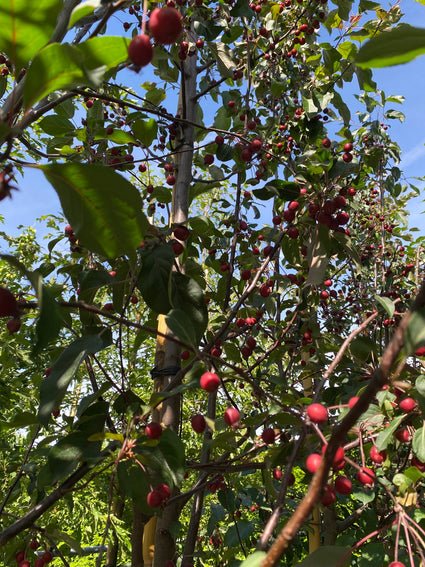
left=35, top=559, right=45, bottom=567
left=147, top=489, right=164, bottom=508
left=191, top=413, right=206, bottom=433
left=0, top=287, right=17, bottom=317
left=145, top=421, right=162, bottom=439
left=174, top=225, right=190, bottom=241
left=224, top=407, right=240, bottom=426
left=172, top=241, right=184, bottom=255
left=272, top=468, right=282, bottom=480
left=128, top=34, right=154, bottom=67
left=149, top=7, right=183, bottom=45
left=29, top=540, right=39, bottom=550
left=321, top=485, right=336, bottom=506
left=156, top=483, right=170, bottom=500
left=322, top=138, right=331, bottom=148
left=7, top=318, right=21, bottom=333
left=200, top=371, right=220, bottom=393
left=15, top=551, right=26, bottom=564
left=306, top=403, right=328, bottom=424
left=42, top=551, right=53, bottom=564
left=334, top=475, right=352, bottom=495
left=261, top=428, right=276, bottom=445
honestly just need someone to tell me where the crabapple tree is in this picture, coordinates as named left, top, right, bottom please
left=0, top=1, right=425, bottom=567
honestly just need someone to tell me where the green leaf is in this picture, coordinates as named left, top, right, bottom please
left=40, top=162, right=148, bottom=259
left=356, top=24, right=425, bottom=68
left=38, top=115, right=75, bottom=136
left=305, top=229, right=330, bottom=286
left=137, top=243, right=174, bottom=314
left=253, top=181, right=299, bottom=201
left=0, top=0, right=63, bottom=74
left=24, top=37, right=131, bottom=108
left=34, top=286, right=64, bottom=354
left=224, top=520, right=255, bottom=547
left=79, top=269, right=115, bottom=294
left=239, top=552, right=267, bottom=567
left=375, top=295, right=395, bottom=317
left=171, top=272, right=208, bottom=345
left=295, top=546, right=351, bottom=567
left=166, top=308, right=198, bottom=347
left=38, top=332, right=112, bottom=426
left=208, top=42, right=237, bottom=78
left=132, top=118, right=158, bottom=147
left=404, top=306, right=425, bottom=355
left=69, top=0, right=101, bottom=29
left=117, top=460, right=152, bottom=514
left=46, top=401, right=108, bottom=483
left=413, top=426, right=425, bottom=462
left=375, top=414, right=405, bottom=451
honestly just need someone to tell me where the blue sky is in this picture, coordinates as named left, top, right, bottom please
left=1, top=0, right=424, bottom=240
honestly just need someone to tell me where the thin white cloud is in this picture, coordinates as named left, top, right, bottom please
left=401, top=138, right=425, bottom=168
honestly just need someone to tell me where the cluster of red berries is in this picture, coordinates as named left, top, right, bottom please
left=147, top=483, right=171, bottom=507
left=64, top=224, right=82, bottom=253
left=15, top=545, right=53, bottom=567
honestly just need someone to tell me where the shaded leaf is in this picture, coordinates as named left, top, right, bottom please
left=24, top=37, right=131, bottom=108
left=132, top=119, right=158, bottom=147
left=356, top=24, right=425, bottom=68
left=39, top=332, right=112, bottom=426
left=253, top=181, right=299, bottom=201
left=41, top=163, right=148, bottom=259
left=166, top=308, right=198, bottom=346
left=137, top=243, right=174, bottom=314
left=295, top=546, right=351, bottom=567
left=375, top=295, right=395, bottom=317
left=171, top=272, right=208, bottom=345
left=0, top=0, right=62, bottom=74
left=240, top=552, right=267, bottom=567
left=404, top=307, right=425, bottom=355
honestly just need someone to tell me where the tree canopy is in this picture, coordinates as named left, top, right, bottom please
left=0, top=1, right=425, bottom=567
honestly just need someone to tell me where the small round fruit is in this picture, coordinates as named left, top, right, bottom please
left=156, top=483, right=171, bottom=500
left=321, top=444, right=345, bottom=467
left=15, top=551, right=26, bottom=564
left=399, top=397, right=416, bottom=413
left=29, top=540, right=39, bottom=550
left=128, top=34, right=154, bottom=67
left=395, top=428, right=410, bottom=443
left=149, top=7, right=183, bottom=45
left=191, top=413, right=206, bottom=433
left=147, top=489, right=164, bottom=508
left=171, top=241, right=184, bottom=255
left=343, top=142, right=353, bottom=152
left=334, top=475, right=352, bottom=495
left=357, top=467, right=375, bottom=486
left=388, top=562, right=406, bottom=567
left=7, top=317, right=21, bottom=333
left=369, top=445, right=386, bottom=464
left=262, top=427, right=276, bottom=445
left=145, top=421, right=162, bottom=439
left=411, top=455, right=425, bottom=471
left=343, top=152, right=353, bottom=163
left=306, top=453, right=322, bottom=473
left=35, top=559, right=45, bottom=567
left=272, top=468, right=282, bottom=480
left=18, top=561, right=30, bottom=567
left=322, top=138, right=331, bottom=148
left=306, top=403, right=328, bottom=424
left=42, top=551, right=53, bottom=564
left=0, top=287, right=17, bottom=317
left=321, top=484, right=336, bottom=506
left=174, top=225, right=190, bottom=241
left=224, top=407, right=240, bottom=426
left=200, top=371, right=220, bottom=393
